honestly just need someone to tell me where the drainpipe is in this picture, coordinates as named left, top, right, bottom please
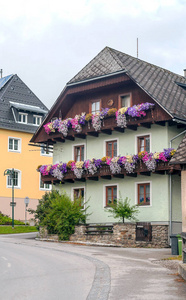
left=169, top=129, right=186, bottom=239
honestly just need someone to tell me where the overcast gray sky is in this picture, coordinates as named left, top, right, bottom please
left=1, top=0, right=186, bottom=109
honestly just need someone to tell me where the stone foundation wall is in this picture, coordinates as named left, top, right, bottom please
left=39, top=223, right=169, bottom=248
left=70, top=223, right=169, bottom=248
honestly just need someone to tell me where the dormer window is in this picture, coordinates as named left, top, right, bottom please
left=18, top=112, right=27, bottom=124
left=33, top=115, right=42, bottom=125
left=119, top=94, right=131, bottom=108
left=90, top=100, right=100, bottom=114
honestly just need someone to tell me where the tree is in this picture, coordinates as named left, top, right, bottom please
left=28, top=190, right=90, bottom=240
left=106, top=195, right=139, bottom=223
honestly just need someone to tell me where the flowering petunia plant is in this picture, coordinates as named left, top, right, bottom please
left=39, top=148, right=175, bottom=180
left=43, top=102, right=155, bottom=136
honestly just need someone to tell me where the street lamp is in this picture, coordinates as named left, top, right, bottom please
left=24, top=197, right=30, bottom=225
left=4, top=168, right=16, bottom=229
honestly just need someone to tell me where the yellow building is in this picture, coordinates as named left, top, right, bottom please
left=0, top=74, right=52, bottom=222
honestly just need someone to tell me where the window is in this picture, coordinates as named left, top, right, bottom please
left=119, top=94, right=131, bottom=108
left=91, top=101, right=100, bottom=114
left=8, top=137, right=21, bottom=152
left=106, top=140, right=117, bottom=158
left=137, top=183, right=150, bottom=206
left=73, top=188, right=85, bottom=207
left=137, top=135, right=150, bottom=153
left=39, top=176, right=52, bottom=190
left=7, top=170, right=21, bottom=189
left=40, top=145, right=53, bottom=156
left=74, top=145, right=84, bottom=161
left=106, top=186, right=117, bottom=206
left=18, top=112, right=27, bottom=124
left=33, top=115, right=42, bottom=125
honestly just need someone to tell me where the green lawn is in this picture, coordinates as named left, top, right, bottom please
left=0, top=226, right=38, bottom=234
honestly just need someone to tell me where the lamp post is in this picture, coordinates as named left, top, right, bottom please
left=4, top=168, right=16, bottom=229
left=24, top=197, right=30, bottom=225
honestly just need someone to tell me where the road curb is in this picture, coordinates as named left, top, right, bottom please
left=178, top=263, right=186, bottom=281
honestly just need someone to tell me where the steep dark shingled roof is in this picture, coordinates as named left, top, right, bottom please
left=170, top=133, right=186, bottom=164
left=68, top=47, right=186, bottom=121
left=0, top=74, right=48, bottom=133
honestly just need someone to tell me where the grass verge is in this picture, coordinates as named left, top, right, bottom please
left=0, top=226, right=38, bottom=234
left=163, top=255, right=182, bottom=261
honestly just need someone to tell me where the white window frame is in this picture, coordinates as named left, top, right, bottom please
left=39, top=174, right=52, bottom=191
left=33, top=115, right=42, bottom=126
left=8, top=137, right=21, bottom=153
left=72, top=143, right=86, bottom=161
left=103, top=183, right=119, bottom=208
left=6, top=169, right=21, bottom=189
left=18, top=112, right=28, bottom=124
left=71, top=186, right=86, bottom=209
left=135, top=133, right=151, bottom=154
left=103, top=138, right=119, bottom=157
left=119, top=93, right=131, bottom=108
left=90, top=100, right=101, bottom=114
left=135, top=181, right=152, bottom=207
left=40, top=144, right=53, bottom=157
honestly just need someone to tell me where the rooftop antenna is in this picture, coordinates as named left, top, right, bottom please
left=137, top=38, right=138, bottom=58
left=0, top=69, right=3, bottom=78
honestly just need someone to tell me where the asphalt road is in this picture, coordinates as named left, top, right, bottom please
left=0, top=233, right=186, bottom=300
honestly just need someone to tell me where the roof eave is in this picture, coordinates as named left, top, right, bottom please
left=67, top=69, right=126, bottom=87
left=170, top=160, right=186, bottom=165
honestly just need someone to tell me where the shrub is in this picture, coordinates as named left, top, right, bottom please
left=29, top=190, right=89, bottom=240
left=0, top=212, right=25, bottom=225
left=105, top=195, right=139, bottom=223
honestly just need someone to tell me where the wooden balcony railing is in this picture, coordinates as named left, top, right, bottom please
left=41, top=109, right=169, bottom=144
left=41, top=161, right=181, bottom=184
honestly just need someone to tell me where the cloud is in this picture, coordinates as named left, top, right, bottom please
left=0, top=0, right=185, bottom=108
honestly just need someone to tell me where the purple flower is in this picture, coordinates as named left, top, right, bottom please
left=58, top=163, right=67, bottom=174
left=100, top=108, right=109, bottom=118
left=79, top=115, right=86, bottom=125
left=94, top=159, right=102, bottom=168
left=127, top=106, right=139, bottom=117
left=53, top=119, right=60, bottom=129
left=163, top=148, right=174, bottom=159
left=67, top=119, right=72, bottom=128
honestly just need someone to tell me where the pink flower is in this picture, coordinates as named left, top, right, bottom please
left=142, top=154, right=149, bottom=162
left=70, top=161, right=76, bottom=171
left=84, top=161, right=90, bottom=168
left=106, top=158, right=112, bottom=165
left=159, top=153, right=167, bottom=162
left=115, top=111, right=119, bottom=120
left=71, top=118, right=78, bottom=129
left=44, top=123, right=51, bottom=134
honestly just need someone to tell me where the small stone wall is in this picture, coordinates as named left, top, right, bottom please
left=70, top=223, right=169, bottom=248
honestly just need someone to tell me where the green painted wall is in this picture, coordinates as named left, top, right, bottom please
left=52, top=123, right=182, bottom=226
left=55, top=174, right=173, bottom=224
left=53, top=124, right=175, bottom=163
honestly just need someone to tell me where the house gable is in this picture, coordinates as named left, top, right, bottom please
left=31, top=47, right=186, bottom=145
left=0, top=74, right=48, bottom=133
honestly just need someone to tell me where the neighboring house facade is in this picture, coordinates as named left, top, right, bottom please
left=31, top=47, right=186, bottom=238
left=0, top=74, right=52, bottom=222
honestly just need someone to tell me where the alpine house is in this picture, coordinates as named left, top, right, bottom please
left=0, top=74, right=52, bottom=222
left=31, top=47, right=186, bottom=244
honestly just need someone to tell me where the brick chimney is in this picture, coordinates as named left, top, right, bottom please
left=184, top=69, right=186, bottom=77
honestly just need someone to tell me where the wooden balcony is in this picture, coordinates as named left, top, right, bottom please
left=40, top=109, right=172, bottom=145
left=41, top=161, right=181, bottom=185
